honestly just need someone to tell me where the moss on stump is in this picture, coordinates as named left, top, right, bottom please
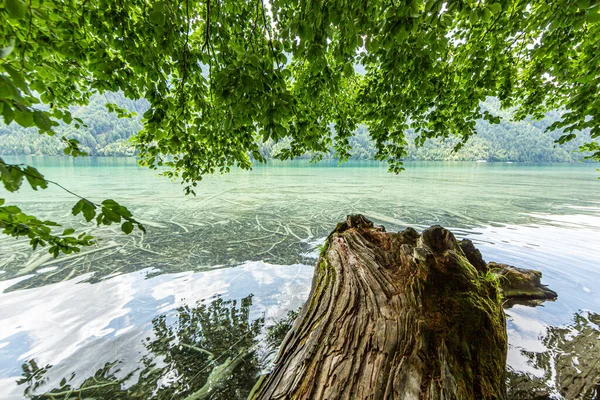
left=251, top=215, right=509, bottom=400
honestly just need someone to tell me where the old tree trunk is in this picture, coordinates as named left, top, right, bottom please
left=250, top=215, right=556, bottom=400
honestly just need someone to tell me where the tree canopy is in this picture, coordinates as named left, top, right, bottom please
left=1, top=0, right=599, bottom=255
left=0, top=94, right=593, bottom=162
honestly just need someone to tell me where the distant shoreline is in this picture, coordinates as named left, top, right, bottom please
left=2, top=154, right=594, bottom=165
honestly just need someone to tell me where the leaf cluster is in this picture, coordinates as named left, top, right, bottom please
left=0, top=157, right=144, bottom=257
left=1, top=0, right=599, bottom=250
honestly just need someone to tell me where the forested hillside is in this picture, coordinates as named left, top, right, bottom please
left=0, top=94, right=589, bottom=162
left=0, top=93, right=147, bottom=156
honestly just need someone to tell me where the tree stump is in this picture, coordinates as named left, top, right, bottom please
left=250, top=215, right=509, bottom=399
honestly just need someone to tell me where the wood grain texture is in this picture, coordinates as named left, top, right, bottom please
left=251, top=215, right=507, bottom=400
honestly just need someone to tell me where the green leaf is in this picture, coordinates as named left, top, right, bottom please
left=72, top=199, right=85, bottom=216
left=587, top=9, right=600, bottom=22
left=343, top=63, right=354, bottom=77
left=0, top=75, right=19, bottom=99
left=0, top=38, right=15, bottom=59
left=14, top=109, right=34, bottom=127
left=470, top=12, right=479, bottom=25
left=105, top=103, right=136, bottom=118
left=489, top=3, right=502, bottom=15
left=5, top=0, right=28, bottom=19
left=482, top=8, right=492, bottom=22
left=24, top=166, right=48, bottom=190
left=72, top=199, right=97, bottom=222
left=556, top=133, right=577, bottom=144
left=441, top=13, right=453, bottom=27
left=149, top=11, right=164, bottom=25
left=33, top=111, right=54, bottom=132
left=2, top=63, right=29, bottom=93
left=62, top=112, right=73, bottom=124
left=149, top=3, right=166, bottom=26
left=62, top=228, right=75, bottom=235
left=0, top=163, right=23, bottom=192
left=82, top=201, right=97, bottom=222
left=121, top=221, right=134, bottom=234
left=101, top=199, right=119, bottom=208
left=577, top=0, right=590, bottom=9
left=2, top=104, right=14, bottom=124
left=101, top=208, right=121, bottom=223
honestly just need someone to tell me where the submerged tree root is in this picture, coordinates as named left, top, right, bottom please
left=250, top=215, right=557, bottom=400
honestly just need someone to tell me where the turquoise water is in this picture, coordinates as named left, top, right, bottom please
left=1, top=157, right=599, bottom=398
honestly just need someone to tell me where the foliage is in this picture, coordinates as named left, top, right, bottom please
left=1, top=0, right=599, bottom=250
left=0, top=94, right=592, bottom=162
left=0, top=157, right=144, bottom=256
left=0, top=92, right=146, bottom=156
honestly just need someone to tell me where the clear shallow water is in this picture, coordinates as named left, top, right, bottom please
left=0, top=157, right=599, bottom=398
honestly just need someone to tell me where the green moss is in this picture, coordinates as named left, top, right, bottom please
left=319, top=259, right=328, bottom=272
left=423, top=252, right=507, bottom=399
left=480, top=269, right=499, bottom=284
left=317, top=238, right=330, bottom=258
left=303, top=255, right=335, bottom=319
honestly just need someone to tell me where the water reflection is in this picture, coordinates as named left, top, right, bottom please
left=1, top=159, right=599, bottom=397
left=0, top=262, right=312, bottom=398
left=18, top=295, right=296, bottom=399
left=16, top=296, right=600, bottom=399
left=507, top=311, right=600, bottom=399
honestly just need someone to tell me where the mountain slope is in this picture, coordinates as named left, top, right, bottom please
left=0, top=94, right=589, bottom=162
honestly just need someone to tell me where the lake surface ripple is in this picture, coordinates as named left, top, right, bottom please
left=1, top=158, right=598, bottom=398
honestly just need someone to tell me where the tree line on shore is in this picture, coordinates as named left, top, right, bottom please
left=0, top=93, right=589, bottom=163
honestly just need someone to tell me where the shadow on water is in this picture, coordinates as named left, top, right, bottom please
left=507, top=311, right=600, bottom=399
left=3, top=159, right=599, bottom=398
left=17, top=295, right=297, bottom=400
left=16, top=295, right=600, bottom=399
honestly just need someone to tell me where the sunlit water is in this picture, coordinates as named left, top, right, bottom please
left=1, top=157, right=599, bottom=398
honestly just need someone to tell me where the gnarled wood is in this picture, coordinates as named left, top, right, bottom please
left=459, top=239, right=558, bottom=307
left=251, top=215, right=509, bottom=400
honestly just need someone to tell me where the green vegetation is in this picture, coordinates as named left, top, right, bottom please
left=0, top=94, right=591, bottom=162
left=0, top=93, right=146, bottom=156
left=1, top=0, right=599, bottom=254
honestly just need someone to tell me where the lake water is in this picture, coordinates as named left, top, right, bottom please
left=0, top=157, right=599, bottom=398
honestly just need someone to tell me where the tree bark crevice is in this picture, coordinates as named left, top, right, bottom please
left=251, top=215, right=556, bottom=400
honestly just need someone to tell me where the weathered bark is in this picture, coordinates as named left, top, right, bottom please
left=251, top=215, right=509, bottom=400
left=459, top=239, right=557, bottom=307
left=489, top=263, right=557, bottom=305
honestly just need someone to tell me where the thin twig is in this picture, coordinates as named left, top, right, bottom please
left=260, top=0, right=279, bottom=69
left=1, top=161, right=138, bottom=224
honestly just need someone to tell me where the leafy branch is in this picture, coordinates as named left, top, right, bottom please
left=0, top=158, right=145, bottom=257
